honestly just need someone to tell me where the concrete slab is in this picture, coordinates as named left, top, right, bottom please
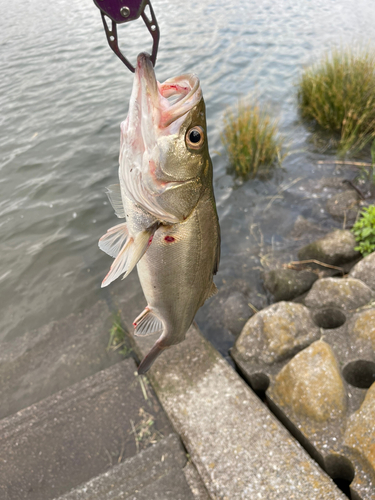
left=134, top=325, right=347, bottom=500
left=183, top=462, right=211, bottom=500
left=57, top=434, right=194, bottom=500
left=232, top=296, right=375, bottom=499
left=0, top=359, right=173, bottom=500
left=0, top=299, right=132, bottom=419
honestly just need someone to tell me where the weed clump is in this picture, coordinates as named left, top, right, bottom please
left=351, top=205, right=375, bottom=256
left=298, top=47, right=375, bottom=155
left=107, top=317, right=131, bottom=356
left=221, top=101, right=284, bottom=179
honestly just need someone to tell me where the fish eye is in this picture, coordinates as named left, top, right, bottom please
left=186, top=126, right=205, bottom=150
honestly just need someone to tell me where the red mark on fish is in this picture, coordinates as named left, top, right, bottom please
left=164, top=236, right=175, bottom=243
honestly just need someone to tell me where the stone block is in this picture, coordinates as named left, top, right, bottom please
left=57, top=434, right=195, bottom=500
left=0, top=359, right=173, bottom=500
left=134, top=325, right=346, bottom=500
left=0, top=299, right=132, bottom=419
left=232, top=280, right=375, bottom=499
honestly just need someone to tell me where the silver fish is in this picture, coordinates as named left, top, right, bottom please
left=99, top=53, right=220, bottom=374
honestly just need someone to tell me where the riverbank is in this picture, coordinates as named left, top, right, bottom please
left=0, top=301, right=348, bottom=500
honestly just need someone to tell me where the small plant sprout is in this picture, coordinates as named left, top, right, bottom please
left=351, top=205, right=375, bottom=256
left=221, top=100, right=285, bottom=179
left=107, top=317, right=130, bottom=356
left=298, top=47, right=375, bottom=155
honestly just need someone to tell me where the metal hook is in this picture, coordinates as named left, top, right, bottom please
left=94, top=0, right=160, bottom=72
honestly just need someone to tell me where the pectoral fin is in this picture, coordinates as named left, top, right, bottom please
left=100, top=223, right=159, bottom=288
left=105, top=184, right=125, bottom=218
left=99, top=222, right=129, bottom=258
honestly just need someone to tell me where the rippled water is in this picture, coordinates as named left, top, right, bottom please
left=1, top=0, right=375, bottom=350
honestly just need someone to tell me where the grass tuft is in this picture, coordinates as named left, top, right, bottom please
left=221, top=101, right=284, bottom=179
left=107, top=317, right=131, bottom=356
left=298, top=47, right=375, bottom=155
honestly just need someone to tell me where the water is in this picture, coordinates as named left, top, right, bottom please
left=1, top=0, right=375, bottom=349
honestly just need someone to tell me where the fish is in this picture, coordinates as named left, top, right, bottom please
left=99, top=53, right=220, bottom=374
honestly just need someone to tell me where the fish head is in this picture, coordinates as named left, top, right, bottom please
left=120, top=53, right=211, bottom=222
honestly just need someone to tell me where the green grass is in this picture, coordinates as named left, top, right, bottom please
left=351, top=205, right=375, bottom=256
left=221, top=101, right=284, bottom=179
left=107, top=317, right=131, bottom=356
left=298, top=47, right=375, bottom=155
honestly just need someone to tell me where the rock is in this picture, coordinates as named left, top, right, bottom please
left=270, top=341, right=347, bottom=422
left=199, top=280, right=267, bottom=338
left=298, top=230, right=360, bottom=266
left=344, top=382, right=375, bottom=470
left=263, top=269, right=318, bottom=301
left=220, top=292, right=254, bottom=336
left=289, top=215, right=326, bottom=241
left=234, top=302, right=320, bottom=365
left=349, top=308, right=375, bottom=349
left=326, top=191, right=360, bottom=222
left=346, top=309, right=375, bottom=363
left=350, top=251, right=375, bottom=290
left=305, top=277, right=373, bottom=311
left=319, top=177, right=350, bottom=190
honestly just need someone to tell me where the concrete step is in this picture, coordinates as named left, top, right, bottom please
left=0, top=359, right=174, bottom=500
left=131, top=324, right=348, bottom=500
left=56, top=434, right=195, bottom=500
left=0, top=299, right=132, bottom=419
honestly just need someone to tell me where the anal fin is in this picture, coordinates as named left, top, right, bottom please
left=133, top=307, right=163, bottom=337
left=206, top=282, right=218, bottom=300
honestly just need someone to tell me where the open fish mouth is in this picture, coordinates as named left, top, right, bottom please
left=119, top=53, right=206, bottom=223
left=135, top=52, right=202, bottom=130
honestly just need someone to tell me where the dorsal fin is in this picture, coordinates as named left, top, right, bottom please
left=105, top=184, right=125, bottom=218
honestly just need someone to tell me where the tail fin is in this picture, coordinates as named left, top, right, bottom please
left=137, top=341, right=166, bottom=374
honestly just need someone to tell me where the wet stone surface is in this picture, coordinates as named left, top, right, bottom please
left=326, top=190, right=361, bottom=223
left=232, top=251, right=375, bottom=500
left=263, top=268, right=318, bottom=301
